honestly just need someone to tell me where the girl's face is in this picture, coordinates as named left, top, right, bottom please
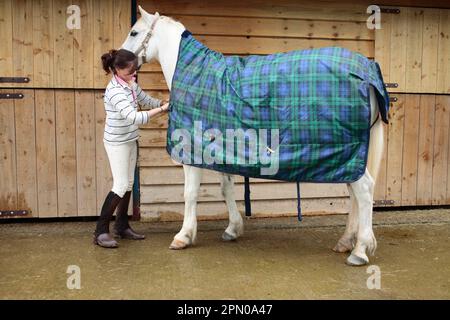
left=115, top=64, right=138, bottom=83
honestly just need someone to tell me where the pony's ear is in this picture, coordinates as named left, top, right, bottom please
left=138, top=5, right=152, bottom=21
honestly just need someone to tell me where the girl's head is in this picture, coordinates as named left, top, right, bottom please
left=101, top=49, right=139, bottom=82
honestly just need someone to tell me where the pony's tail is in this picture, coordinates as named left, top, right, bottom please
left=367, top=87, right=385, bottom=183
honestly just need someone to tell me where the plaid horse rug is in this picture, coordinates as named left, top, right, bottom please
left=167, top=30, right=389, bottom=183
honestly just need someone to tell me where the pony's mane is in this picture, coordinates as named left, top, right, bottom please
left=160, top=15, right=184, bottom=29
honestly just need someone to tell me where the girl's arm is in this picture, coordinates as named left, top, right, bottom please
left=109, top=89, right=150, bottom=124
left=134, top=83, right=164, bottom=109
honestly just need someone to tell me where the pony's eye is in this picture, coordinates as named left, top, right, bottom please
left=130, top=30, right=138, bottom=37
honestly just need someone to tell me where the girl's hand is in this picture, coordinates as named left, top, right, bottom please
left=160, top=99, right=169, bottom=106
left=160, top=103, right=170, bottom=112
left=146, top=102, right=169, bottom=120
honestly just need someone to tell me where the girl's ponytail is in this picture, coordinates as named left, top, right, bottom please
left=101, top=49, right=118, bottom=74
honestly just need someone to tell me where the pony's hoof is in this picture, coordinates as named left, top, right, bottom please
left=222, top=231, right=237, bottom=241
left=333, top=240, right=353, bottom=253
left=169, top=239, right=188, bottom=250
left=346, top=254, right=369, bottom=266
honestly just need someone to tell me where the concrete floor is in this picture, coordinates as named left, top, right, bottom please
left=0, top=209, right=449, bottom=299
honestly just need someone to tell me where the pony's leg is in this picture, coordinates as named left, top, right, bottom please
left=170, top=165, right=203, bottom=250
left=333, top=185, right=358, bottom=253
left=220, top=174, right=244, bottom=241
left=346, top=169, right=377, bottom=266
left=343, top=86, right=382, bottom=263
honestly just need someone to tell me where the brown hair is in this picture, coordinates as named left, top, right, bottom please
left=101, top=49, right=138, bottom=74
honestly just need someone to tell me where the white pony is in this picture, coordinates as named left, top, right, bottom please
left=121, top=6, right=385, bottom=266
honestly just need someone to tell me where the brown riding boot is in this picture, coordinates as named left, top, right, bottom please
left=94, top=191, right=122, bottom=248
left=114, top=191, right=146, bottom=240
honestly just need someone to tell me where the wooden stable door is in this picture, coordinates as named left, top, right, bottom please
left=375, top=7, right=450, bottom=94
left=0, top=0, right=131, bottom=218
left=0, top=89, right=112, bottom=218
left=374, top=7, right=450, bottom=207
left=374, top=94, right=450, bottom=207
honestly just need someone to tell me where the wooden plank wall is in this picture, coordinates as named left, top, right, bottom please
left=2, top=0, right=449, bottom=218
left=0, top=0, right=131, bottom=217
left=136, top=0, right=380, bottom=220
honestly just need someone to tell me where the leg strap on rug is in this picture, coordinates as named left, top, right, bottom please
left=244, top=176, right=251, bottom=217
left=297, top=181, right=302, bottom=221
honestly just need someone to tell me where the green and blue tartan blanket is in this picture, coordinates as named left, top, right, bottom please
left=167, top=30, right=389, bottom=183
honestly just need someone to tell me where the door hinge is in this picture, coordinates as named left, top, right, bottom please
left=385, top=83, right=398, bottom=88
left=0, top=210, right=30, bottom=217
left=0, top=93, right=24, bottom=99
left=0, top=77, right=30, bottom=83
left=374, top=200, right=395, bottom=206
left=380, top=8, right=400, bottom=14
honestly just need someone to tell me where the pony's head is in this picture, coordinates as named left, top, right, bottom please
left=120, top=6, right=161, bottom=65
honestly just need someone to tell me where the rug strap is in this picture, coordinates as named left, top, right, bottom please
left=370, top=113, right=380, bottom=129
left=244, top=177, right=252, bottom=217
left=297, top=181, right=302, bottom=221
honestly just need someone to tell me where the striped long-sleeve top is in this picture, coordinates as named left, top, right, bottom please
left=103, top=75, right=161, bottom=145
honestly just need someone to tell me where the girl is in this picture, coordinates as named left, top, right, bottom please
left=95, top=49, right=169, bottom=248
